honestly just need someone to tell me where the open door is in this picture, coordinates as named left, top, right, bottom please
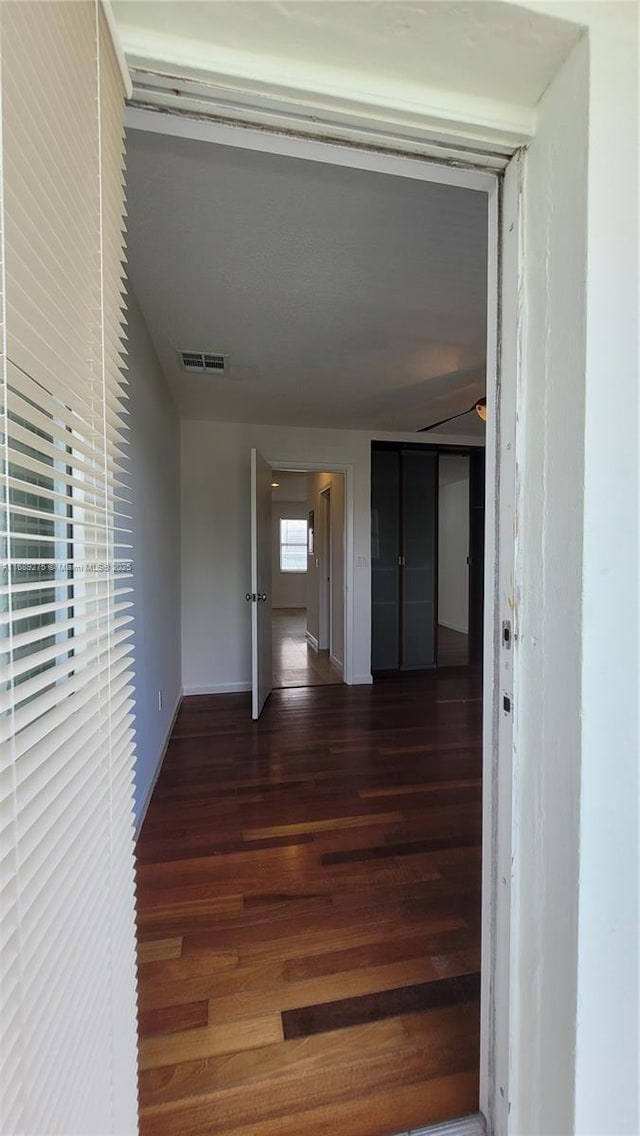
left=248, top=448, right=272, bottom=719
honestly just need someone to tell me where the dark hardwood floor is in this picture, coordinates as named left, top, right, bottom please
left=437, top=625, right=469, bottom=667
left=136, top=672, right=483, bottom=1136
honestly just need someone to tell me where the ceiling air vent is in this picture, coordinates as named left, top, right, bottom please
left=179, top=350, right=229, bottom=374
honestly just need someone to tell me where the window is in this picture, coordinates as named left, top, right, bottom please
left=280, top=518, right=308, bottom=572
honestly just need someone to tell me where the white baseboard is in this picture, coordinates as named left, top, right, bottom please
left=352, top=673, right=373, bottom=685
left=439, top=619, right=469, bottom=635
left=134, top=692, right=182, bottom=839
left=305, top=631, right=319, bottom=651
left=330, top=653, right=343, bottom=676
left=182, top=681, right=251, bottom=695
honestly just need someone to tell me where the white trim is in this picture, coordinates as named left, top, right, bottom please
left=100, top=2, right=133, bottom=99
left=183, top=681, right=251, bottom=696
left=126, top=104, right=500, bottom=193
left=479, top=151, right=522, bottom=1136
left=134, top=693, right=182, bottom=839
left=329, top=654, right=343, bottom=677
left=319, top=483, right=332, bottom=654
left=305, top=630, right=319, bottom=652
left=125, top=95, right=513, bottom=1136
left=479, top=153, right=500, bottom=1136
left=122, top=50, right=530, bottom=163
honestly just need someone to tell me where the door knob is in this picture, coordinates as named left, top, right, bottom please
left=258, top=593, right=267, bottom=602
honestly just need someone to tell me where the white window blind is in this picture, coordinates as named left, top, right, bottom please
left=279, top=518, right=308, bottom=572
left=1, top=4, right=138, bottom=1134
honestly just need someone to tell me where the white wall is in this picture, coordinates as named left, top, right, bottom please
left=271, top=499, right=307, bottom=608
left=180, top=420, right=371, bottom=691
left=511, top=6, right=639, bottom=1133
left=127, top=288, right=182, bottom=828
left=560, top=6, right=639, bottom=1133
left=438, top=454, right=469, bottom=634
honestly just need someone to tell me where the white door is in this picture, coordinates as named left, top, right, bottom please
left=248, top=448, right=272, bottom=719
left=321, top=487, right=332, bottom=653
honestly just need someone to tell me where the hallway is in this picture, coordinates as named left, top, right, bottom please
left=272, top=608, right=343, bottom=688
left=135, top=673, right=482, bottom=1136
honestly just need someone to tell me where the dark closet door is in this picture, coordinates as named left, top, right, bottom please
left=401, top=450, right=437, bottom=669
left=371, top=448, right=400, bottom=671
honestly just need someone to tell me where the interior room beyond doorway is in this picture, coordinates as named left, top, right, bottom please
left=438, top=453, right=471, bottom=667
left=271, top=469, right=345, bottom=689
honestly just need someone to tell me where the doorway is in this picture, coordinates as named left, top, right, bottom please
left=126, top=111, right=511, bottom=1136
left=271, top=468, right=345, bottom=689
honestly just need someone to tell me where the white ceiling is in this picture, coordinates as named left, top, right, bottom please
left=113, top=2, right=581, bottom=129
left=125, top=128, right=488, bottom=435
left=271, top=472, right=308, bottom=503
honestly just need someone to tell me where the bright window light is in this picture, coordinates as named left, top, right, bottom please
left=280, top=518, right=307, bottom=572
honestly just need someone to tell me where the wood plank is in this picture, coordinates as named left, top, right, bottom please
left=206, top=957, right=443, bottom=1026
left=285, top=926, right=474, bottom=982
left=136, top=672, right=483, bottom=1135
left=140, top=1068, right=480, bottom=1136
left=321, top=832, right=481, bottom=865
left=359, top=777, right=481, bottom=798
left=282, top=972, right=481, bottom=1039
left=140, top=1001, right=479, bottom=1107
left=139, top=1001, right=209, bottom=1038
left=242, top=811, right=405, bottom=840
left=137, top=949, right=239, bottom=986
left=138, top=937, right=183, bottom=963
left=136, top=832, right=314, bottom=865
left=138, top=960, right=285, bottom=1015
left=236, top=911, right=469, bottom=966
left=139, top=1015, right=284, bottom=1071
left=139, top=1015, right=409, bottom=1106
left=137, top=894, right=245, bottom=919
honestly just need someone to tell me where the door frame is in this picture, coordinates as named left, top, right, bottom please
left=318, top=485, right=332, bottom=655
left=268, top=460, right=352, bottom=683
left=372, top=441, right=482, bottom=674
left=126, top=102, right=519, bottom=1135
left=249, top=447, right=273, bottom=719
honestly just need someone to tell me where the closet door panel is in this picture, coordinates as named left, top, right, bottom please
left=371, top=449, right=400, bottom=671
left=401, top=450, right=437, bottom=668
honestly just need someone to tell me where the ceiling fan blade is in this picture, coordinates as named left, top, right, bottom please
left=418, top=403, right=476, bottom=432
